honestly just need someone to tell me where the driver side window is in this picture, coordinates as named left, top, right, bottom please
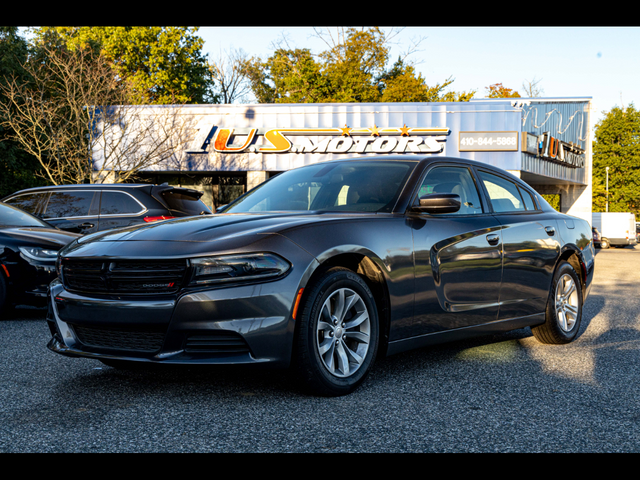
left=417, top=166, right=483, bottom=215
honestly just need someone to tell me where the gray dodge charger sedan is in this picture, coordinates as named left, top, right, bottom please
left=47, top=156, right=594, bottom=396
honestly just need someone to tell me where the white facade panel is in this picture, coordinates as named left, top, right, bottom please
left=91, top=99, right=592, bottom=223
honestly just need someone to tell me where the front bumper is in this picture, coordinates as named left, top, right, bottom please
left=46, top=272, right=304, bottom=368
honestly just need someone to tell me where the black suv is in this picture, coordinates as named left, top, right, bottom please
left=2, top=184, right=212, bottom=235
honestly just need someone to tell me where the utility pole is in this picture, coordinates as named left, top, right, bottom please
left=606, top=166, right=610, bottom=212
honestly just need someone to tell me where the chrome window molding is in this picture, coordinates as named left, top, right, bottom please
left=8, top=189, right=149, bottom=220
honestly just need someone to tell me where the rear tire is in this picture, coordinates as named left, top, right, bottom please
left=532, top=261, right=582, bottom=344
left=294, top=267, right=379, bottom=396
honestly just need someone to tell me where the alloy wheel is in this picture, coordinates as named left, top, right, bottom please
left=316, top=287, right=371, bottom=378
left=555, top=273, right=579, bottom=332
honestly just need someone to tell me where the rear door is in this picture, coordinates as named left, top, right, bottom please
left=476, top=169, right=561, bottom=320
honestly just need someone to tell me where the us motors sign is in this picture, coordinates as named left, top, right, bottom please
left=186, top=125, right=450, bottom=155
left=521, top=131, right=585, bottom=169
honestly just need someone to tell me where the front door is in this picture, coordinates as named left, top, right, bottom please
left=408, top=165, right=503, bottom=338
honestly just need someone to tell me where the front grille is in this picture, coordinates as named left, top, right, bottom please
left=73, top=324, right=166, bottom=352
left=184, top=332, right=250, bottom=354
left=62, top=259, right=188, bottom=295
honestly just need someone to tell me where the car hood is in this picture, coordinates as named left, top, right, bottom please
left=76, top=212, right=375, bottom=245
left=0, top=226, right=81, bottom=248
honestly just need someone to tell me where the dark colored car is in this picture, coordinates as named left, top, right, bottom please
left=2, top=183, right=212, bottom=235
left=592, top=227, right=601, bottom=248
left=47, top=156, right=595, bottom=396
left=0, top=202, right=80, bottom=313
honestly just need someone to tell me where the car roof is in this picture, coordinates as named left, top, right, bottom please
left=8, top=183, right=151, bottom=192
left=1, top=183, right=155, bottom=201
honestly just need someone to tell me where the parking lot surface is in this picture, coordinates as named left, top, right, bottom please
left=1, top=246, right=639, bottom=452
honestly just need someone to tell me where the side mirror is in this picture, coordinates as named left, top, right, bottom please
left=215, top=205, right=228, bottom=213
left=412, top=193, right=461, bottom=214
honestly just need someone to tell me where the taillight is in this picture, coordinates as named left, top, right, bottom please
left=144, top=216, right=175, bottom=222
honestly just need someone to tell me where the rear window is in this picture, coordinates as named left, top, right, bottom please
left=100, top=191, right=144, bottom=215
left=161, top=190, right=211, bottom=215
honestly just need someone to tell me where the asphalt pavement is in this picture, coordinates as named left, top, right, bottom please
left=1, top=245, right=639, bottom=453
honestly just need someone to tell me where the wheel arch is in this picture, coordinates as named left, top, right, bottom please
left=556, top=246, right=587, bottom=295
left=296, top=251, right=392, bottom=358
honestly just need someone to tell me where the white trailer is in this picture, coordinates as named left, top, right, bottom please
left=592, top=212, right=637, bottom=248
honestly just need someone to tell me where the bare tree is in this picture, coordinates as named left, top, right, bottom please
left=209, top=48, right=253, bottom=104
left=0, top=40, right=197, bottom=185
left=91, top=104, right=198, bottom=183
left=311, top=27, right=425, bottom=64
left=522, top=76, right=544, bottom=98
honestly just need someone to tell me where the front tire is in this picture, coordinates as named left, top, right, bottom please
left=600, top=238, right=610, bottom=249
left=532, top=261, right=583, bottom=344
left=294, top=267, right=379, bottom=396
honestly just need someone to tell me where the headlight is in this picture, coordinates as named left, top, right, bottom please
left=18, top=246, right=59, bottom=262
left=189, top=253, right=290, bottom=286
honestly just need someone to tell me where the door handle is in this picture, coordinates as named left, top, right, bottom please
left=79, top=222, right=95, bottom=228
left=486, top=233, right=500, bottom=245
left=545, top=226, right=555, bottom=236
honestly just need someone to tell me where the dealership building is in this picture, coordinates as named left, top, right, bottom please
left=112, top=98, right=593, bottom=224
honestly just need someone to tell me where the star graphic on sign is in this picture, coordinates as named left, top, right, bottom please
left=400, top=124, right=411, bottom=136
left=369, top=125, right=380, bottom=137
left=340, top=125, right=352, bottom=136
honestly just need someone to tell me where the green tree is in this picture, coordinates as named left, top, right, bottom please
left=0, top=27, right=47, bottom=197
left=485, top=83, right=521, bottom=98
left=592, top=104, right=640, bottom=214
left=379, top=58, right=475, bottom=102
left=541, top=194, right=561, bottom=211
left=319, top=27, right=388, bottom=103
left=242, top=48, right=330, bottom=103
left=36, top=27, right=216, bottom=104
left=242, top=28, right=474, bottom=104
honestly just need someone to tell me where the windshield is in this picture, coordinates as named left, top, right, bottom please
left=223, top=160, right=416, bottom=214
left=0, top=202, right=52, bottom=228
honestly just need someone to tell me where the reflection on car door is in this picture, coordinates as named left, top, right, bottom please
left=42, top=191, right=100, bottom=234
left=477, top=170, right=561, bottom=320
left=406, top=165, right=504, bottom=339
left=3, top=192, right=48, bottom=217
